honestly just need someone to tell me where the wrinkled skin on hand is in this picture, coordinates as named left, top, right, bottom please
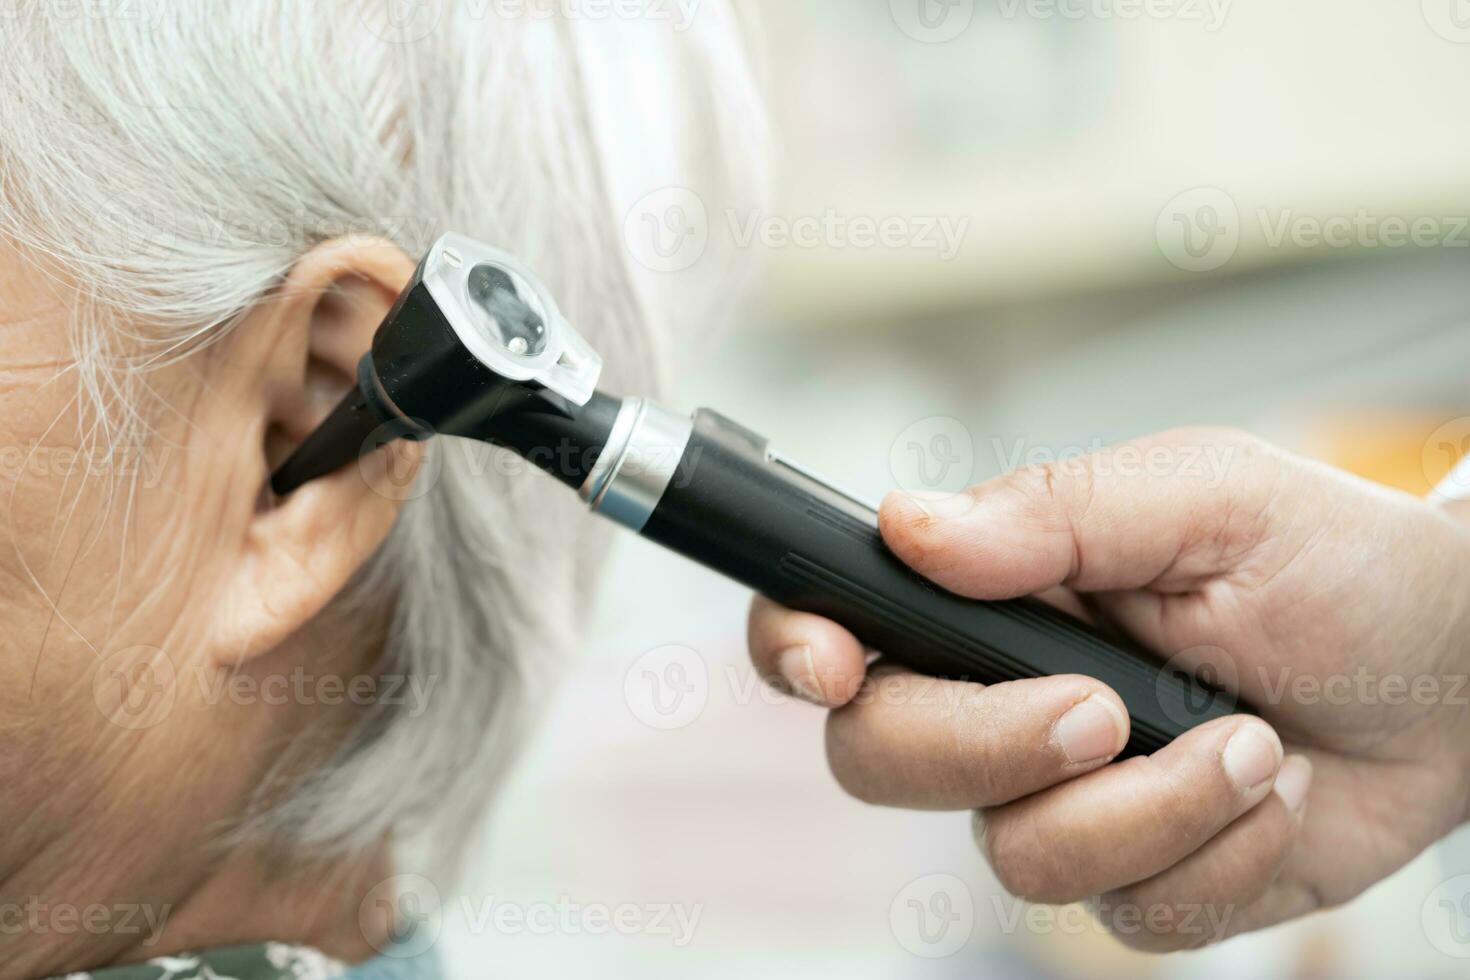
left=748, top=428, right=1470, bottom=950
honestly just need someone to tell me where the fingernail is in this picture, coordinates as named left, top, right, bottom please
left=776, top=645, right=824, bottom=705
left=1273, top=755, right=1312, bottom=814
left=1222, top=723, right=1282, bottom=793
left=1054, top=694, right=1127, bottom=765
left=910, top=490, right=976, bottom=521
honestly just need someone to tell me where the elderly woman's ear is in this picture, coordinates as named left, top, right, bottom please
left=198, top=237, right=424, bottom=664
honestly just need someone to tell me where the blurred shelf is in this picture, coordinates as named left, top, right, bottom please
left=751, top=1, right=1470, bottom=324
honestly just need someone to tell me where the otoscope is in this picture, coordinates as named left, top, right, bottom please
left=272, top=233, right=1237, bottom=757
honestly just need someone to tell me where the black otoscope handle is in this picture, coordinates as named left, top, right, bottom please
left=639, top=410, right=1241, bottom=758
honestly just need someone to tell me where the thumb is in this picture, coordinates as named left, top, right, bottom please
left=878, top=428, right=1268, bottom=600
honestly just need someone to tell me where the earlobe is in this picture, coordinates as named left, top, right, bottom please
left=205, top=237, right=424, bottom=666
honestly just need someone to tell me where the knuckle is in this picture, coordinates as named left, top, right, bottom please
left=1000, top=462, right=1076, bottom=530
left=953, top=692, right=1033, bottom=803
left=978, top=812, right=1055, bottom=901
left=1150, top=759, right=1223, bottom=845
left=1094, top=889, right=1210, bottom=952
left=823, top=709, right=886, bottom=806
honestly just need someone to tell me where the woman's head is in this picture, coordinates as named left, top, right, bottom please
left=0, top=2, right=763, bottom=970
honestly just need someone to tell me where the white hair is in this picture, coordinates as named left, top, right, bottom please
left=0, top=0, right=766, bottom=866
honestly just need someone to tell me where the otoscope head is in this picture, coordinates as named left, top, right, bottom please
left=269, top=233, right=606, bottom=496
left=416, top=233, right=602, bottom=404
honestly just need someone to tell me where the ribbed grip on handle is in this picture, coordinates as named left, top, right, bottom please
left=639, top=409, right=1242, bottom=758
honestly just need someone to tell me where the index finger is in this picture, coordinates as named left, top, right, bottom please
left=747, top=595, right=869, bottom=708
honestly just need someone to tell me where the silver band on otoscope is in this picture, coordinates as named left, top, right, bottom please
left=579, top=398, right=694, bottom=532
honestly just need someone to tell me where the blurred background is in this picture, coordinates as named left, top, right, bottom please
left=442, top=1, right=1470, bottom=976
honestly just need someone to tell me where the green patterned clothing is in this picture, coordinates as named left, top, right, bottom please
left=41, top=942, right=441, bottom=980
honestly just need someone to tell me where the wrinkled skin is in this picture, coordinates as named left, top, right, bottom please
left=0, top=236, right=422, bottom=976
left=749, top=428, right=1470, bottom=950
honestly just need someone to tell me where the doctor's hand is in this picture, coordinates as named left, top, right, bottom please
left=746, top=428, right=1470, bottom=950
